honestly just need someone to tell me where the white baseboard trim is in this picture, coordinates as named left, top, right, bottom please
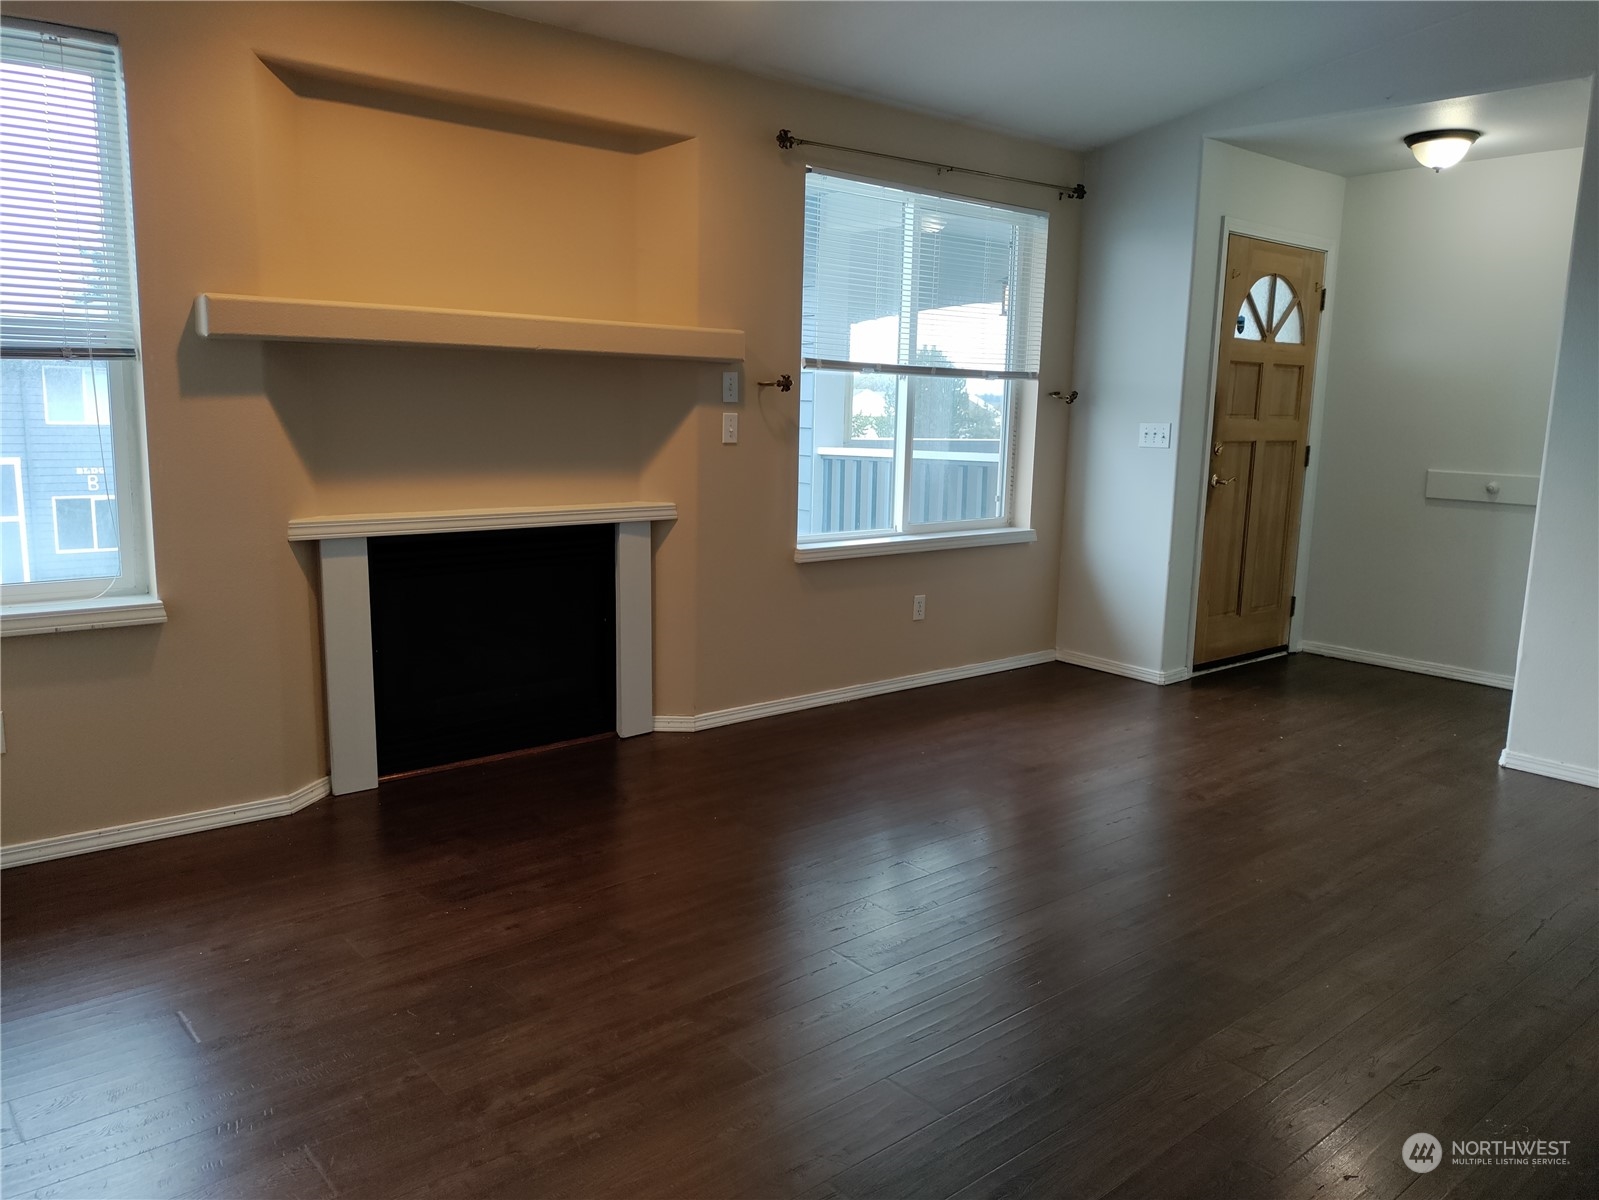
left=1054, top=648, right=1188, bottom=686
left=1299, top=641, right=1513, bottom=690
left=0, top=777, right=331, bottom=869
left=1499, top=750, right=1599, bottom=789
left=653, top=650, right=1058, bottom=733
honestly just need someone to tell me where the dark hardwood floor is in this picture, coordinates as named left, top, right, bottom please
left=3, top=655, right=1596, bottom=1200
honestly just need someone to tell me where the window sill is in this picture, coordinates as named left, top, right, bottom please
left=2, top=595, right=167, bottom=637
left=795, top=526, right=1037, bottom=563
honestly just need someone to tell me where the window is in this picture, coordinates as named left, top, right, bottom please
left=0, top=458, right=27, bottom=582
left=797, top=172, right=1049, bottom=547
left=53, top=494, right=117, bottom=553
left=0, top=18, right=159, bottom=628
left=42, top=360, right=112, bottom=424
left=1235, top=274, right=1303, bottom=344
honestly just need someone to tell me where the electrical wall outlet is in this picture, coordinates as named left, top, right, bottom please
left=1138, top=422, right=1172, bottom=448
left=912, top=594, right=926, bottom=621
left=722, top=371, right=740, bottom=404
left=721, top=412, right=738, bottom=444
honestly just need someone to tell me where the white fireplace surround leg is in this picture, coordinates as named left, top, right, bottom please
left=320, top=537, right=380, bottom=795
left=316, top=521, right=656, bottom=797
left=613, top=521, right=654, bottom=739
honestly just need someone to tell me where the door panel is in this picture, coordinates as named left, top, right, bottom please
left=1203, top=441, right=1253, bottom=620
left=1264, top=364, right=1304, bottom=420
left=1227, top=361, right=1263, bottom=419
left=1194, top=234, right=1324, bottom=667
left=1244, top=440, right=1297, bottom=614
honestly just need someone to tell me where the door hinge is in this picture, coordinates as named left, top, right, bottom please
left=1304, top=444, right=1311, bottom=467
left=1290, top=595, right=1297, bottom=617
left=1320, top=287, right=1327, bottom=312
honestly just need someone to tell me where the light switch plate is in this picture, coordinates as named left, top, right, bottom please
left=1138, top=422, right=1172, bottom=449
left=722, top=371, right=739, bottom=404
left=722, top=412, right=738, bottom=444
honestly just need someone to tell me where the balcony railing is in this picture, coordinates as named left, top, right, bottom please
left=815, top=442, right=1001, bottom=534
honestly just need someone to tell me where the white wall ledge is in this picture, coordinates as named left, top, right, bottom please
left=2, top=596, right=167, bottom=637
left=196, top=294, right=744, bottom=362
left=795, top=526, right=1036, bottom=563
left=288, top=502, right=677, bottom=541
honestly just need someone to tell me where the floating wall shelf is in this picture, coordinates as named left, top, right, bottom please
left=195, top=294, right=744, bottom=363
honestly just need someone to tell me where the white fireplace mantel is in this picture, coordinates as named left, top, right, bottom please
left=287, top=502, right=678, bottom=542
left=294, top=502, right=676, bottom=795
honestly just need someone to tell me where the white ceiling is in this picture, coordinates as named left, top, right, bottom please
left=472, top=1, right=1496, bottom=151
left=1216, top=78, right=1593, bottom=177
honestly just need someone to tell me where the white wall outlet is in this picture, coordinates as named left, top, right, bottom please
left=1138, top=422, right=1172, bottom=448
left=722, top=371, right=740, bottom=404
left=912, top=594, right=926, bottom=621
left=721, top=412, right=738, bottom=444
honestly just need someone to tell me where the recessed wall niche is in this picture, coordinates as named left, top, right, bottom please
left=253, top=56, right=701, bottom=325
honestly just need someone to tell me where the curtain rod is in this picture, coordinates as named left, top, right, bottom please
left=776, top=130, right=1085, bottom=200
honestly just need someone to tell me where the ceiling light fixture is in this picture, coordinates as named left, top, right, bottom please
left=1404, top=129, right=1481, bottom=172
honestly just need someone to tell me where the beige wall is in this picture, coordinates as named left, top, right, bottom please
left=1, top=2, right=1081, bottom=846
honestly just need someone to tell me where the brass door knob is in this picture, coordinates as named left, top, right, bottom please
left=1210, top=474, right=1237, bottom=488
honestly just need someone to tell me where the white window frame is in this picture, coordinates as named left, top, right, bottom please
left=0, top=18, right=163, bottom=635
left=51, top=493, right=118, bottom=554
left=0, top=457, right=29, bottom=582
left=795, top=171, right=1047, bottom=561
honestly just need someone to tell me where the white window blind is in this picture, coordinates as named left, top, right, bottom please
left=0, top=20, right=138, bottom=356
left=801, top=171, right=1049, bottom=379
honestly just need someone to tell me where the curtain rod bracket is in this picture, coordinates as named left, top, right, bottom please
left=776, top=129, right=1085, bottom=200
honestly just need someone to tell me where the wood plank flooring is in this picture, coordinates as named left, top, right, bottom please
left=3, top=655, right=1595, bottom=1199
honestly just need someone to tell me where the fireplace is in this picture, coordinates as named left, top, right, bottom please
left=289, top=502, right=674, bottom=795
left=368, top=524, right=617, bottom=775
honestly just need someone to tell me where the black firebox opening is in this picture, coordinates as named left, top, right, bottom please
left=367, top=524, right=616, bottom=777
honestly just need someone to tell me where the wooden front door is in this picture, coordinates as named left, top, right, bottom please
left=1194, top=234, right=1324, bottom=668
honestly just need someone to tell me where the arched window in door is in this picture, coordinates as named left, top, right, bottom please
left=1234, top=274, right=1304, bottom=344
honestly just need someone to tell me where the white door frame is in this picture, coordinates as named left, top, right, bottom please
left=1183, top=216, right=1340, bottom=674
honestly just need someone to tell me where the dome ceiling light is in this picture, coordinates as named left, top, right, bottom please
left=1404, top=129, right=1482, bottom=172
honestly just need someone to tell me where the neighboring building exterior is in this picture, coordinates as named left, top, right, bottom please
left=0, top=357, right=121, bottom=586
